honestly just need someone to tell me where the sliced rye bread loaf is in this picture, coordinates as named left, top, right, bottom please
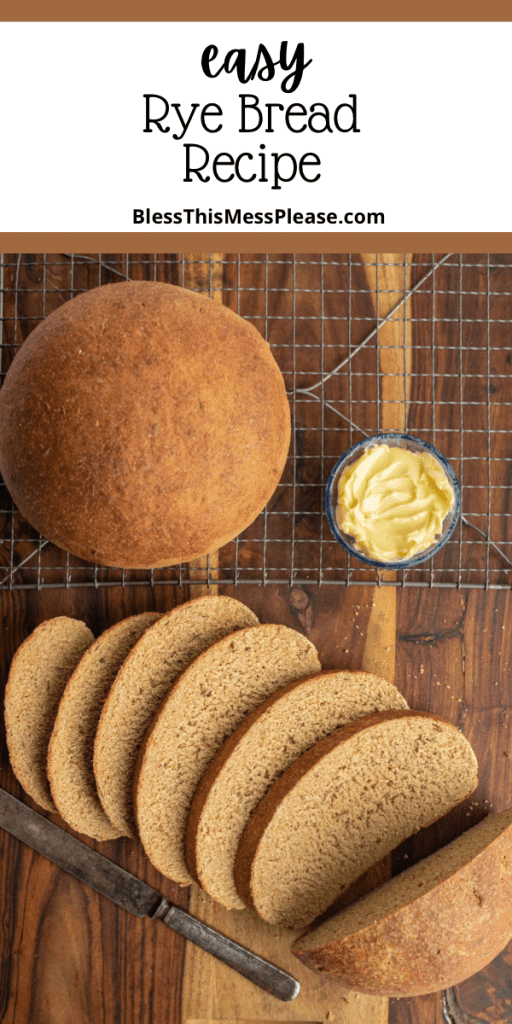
left=234, top=709, right=478, bottom=929
left=4, top=617, right=94, bottom=811
left=93, top=596, right=258, bottom=837
left=134, top=624, right=321, bottom=885
left=292, top=807, right=512, bottom=996
left=186, top=670, right=409, bottom=910
left=47, top=612, right=161, bottom=841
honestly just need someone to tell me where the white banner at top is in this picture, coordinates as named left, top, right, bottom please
left=1, top=21, right=510, bottom=232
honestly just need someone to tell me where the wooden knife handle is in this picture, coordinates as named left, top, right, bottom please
left=152, top=898, right=300, bottom=1002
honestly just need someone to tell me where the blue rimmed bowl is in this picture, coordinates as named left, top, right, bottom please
left=324, top=432, right=461, bottom=570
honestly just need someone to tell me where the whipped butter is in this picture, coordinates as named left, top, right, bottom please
left=336, top=444, right=455, bottom=562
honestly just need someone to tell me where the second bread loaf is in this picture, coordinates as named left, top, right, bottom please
left=292, top=807, right=512, bottom=996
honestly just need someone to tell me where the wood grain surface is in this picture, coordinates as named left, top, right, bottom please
left=1, top=254, right=511, bottom=1024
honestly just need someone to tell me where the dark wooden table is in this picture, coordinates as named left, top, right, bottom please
left=1, top=253, right=511, bottom=1024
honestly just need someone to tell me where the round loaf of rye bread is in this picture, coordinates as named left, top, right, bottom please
left=134, top=623, right=321, bottom=885
left=0, top=281, right=291, bottom=568
left=292, top=808, right=512, bottom=996
left=234, top=709, right=478, bottom=930
left=4, top=617, right=94, bottom=811
left=47, top=612, right=161, bottom=841
left=186, top=670, right=409, bottom=910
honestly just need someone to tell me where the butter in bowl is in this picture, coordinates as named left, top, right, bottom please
left=324, top=433, right=461, bottom=569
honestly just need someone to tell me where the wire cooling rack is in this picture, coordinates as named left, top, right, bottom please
left=0, top=252, right=511, bottom=590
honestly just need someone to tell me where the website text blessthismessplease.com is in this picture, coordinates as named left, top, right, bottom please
left=133, top=208, right=385, bottom=226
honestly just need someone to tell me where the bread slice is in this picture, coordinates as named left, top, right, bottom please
left=234, top=709, right=478, bottom=929
left=292, top=807, right=512, bottom=996
left=47, top=612, right=161, bottom=841
left=134, top=624, right=321, bottom=885
left=4, top=617, right=94, bottom=811
left=186, top=670, right=409, bottom=910
left=93, top=596, right=259, bottom=837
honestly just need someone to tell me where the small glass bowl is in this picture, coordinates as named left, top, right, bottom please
left=324, top=433, right=461, bottom=570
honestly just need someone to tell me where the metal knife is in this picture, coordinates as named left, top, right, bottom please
left=0, top=788, right=299, bottom=1002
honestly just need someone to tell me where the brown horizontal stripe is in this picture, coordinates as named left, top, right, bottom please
left=7, top=0, right=511, bottom=18
left=2, top=234, right=512, bottom=253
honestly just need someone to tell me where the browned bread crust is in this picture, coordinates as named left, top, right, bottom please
left=292, top=808, right=512, bottom=996
left=0, top=281, right=290, bottom=568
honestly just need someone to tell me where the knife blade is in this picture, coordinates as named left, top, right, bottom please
left=0, top=788, right=300, bottom=1002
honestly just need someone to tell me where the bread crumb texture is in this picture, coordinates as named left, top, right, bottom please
left=135, top=623, right=321, bottom=884
left=187, top=670, right=408, bottom=909
left=293, top=807, right=512, bottom=997
left=93, top=596, right=259, bottom=837
left=235, top=709, right=478, bottom=929
left=4, top=617, right=94, bottom=811
left=48, top=612, right=160, bottom=840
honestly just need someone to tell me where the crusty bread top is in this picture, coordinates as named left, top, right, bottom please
left=134, top=623, right=321, bottom=886
left=93, top=595, right=259, bottom=837
left=4, top=617, right=94, bottom=811
left=186, top=670, right=408, bottom=910
left=0, top=280, right=291, bottom=568
left=47, top=612, right=161, bottom=841
left=292, top=808, right=512, bottom=997
left=234, top=709, right=478, bottom=929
